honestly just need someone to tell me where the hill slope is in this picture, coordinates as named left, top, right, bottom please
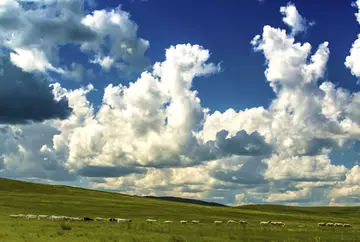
left=143, top=195, right=226, bottom=207
left=1, top=178, right=360, bottom=242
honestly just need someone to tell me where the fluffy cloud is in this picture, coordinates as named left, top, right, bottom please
left=81, top=7, right=150, bottom=72
left=264, top=155, right=347, bottom=181
left=0, top=0, right=148, bottom=76
left=0, top=122, right=76, bottom=181
left=265, top=188, right=311, bottom=203
left=345, top=1, right=360, bottom=78
left=280, top=3, right=314, bottom=35
left=0, top=54, right=72, bottom=124
left=46, top=44, right=272, bottom=176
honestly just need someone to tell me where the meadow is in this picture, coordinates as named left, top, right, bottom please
left=0, top=178, right=360, bottom=241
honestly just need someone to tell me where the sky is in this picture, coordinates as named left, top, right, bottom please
left=1, top=0, right=360, bottom=206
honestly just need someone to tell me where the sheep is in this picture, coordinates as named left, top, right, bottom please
left=180, top=220, right=188, bottom=224
left=26, top=214, right=37, bottom=219
left=214, top=220, right=223, bottom=224
left=70, top=217, right=83, bottom=221
left=326, top=223, right=334, bottom=227
left=239, top=221, right=249, bottom=225
left=83, top=217, right=93, bottom=221
left=38, top=215, right=48, bottom=220
left=260, top=221, right=271, bottom=226
left=191, top=220, right=200, bottom=224
left=108, top=218, right=117, bottom=222
left=271, top=222, right=285, bottom=226
left=116, top=218, right=132, bottom=223
left=318, top=222, right=326, bottom=227
left=9, top=214, right=25, bottom=219
left=334, top=223, right=343, bottom=227
left=164, top=220, right=173, bottom=224
left=49, top=215, right=62, bottom=221
left=146, top=219, right=157, bottom=223
left=95, top=217, right=106, bottom=221
left=343, top=224, right=352, bottom=228
left=227, top=220, right=237, bottom=224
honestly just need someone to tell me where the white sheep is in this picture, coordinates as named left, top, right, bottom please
left=146, top=219, right=157, bottom=223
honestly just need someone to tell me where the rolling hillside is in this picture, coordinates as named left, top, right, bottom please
left=0, top=178, right=360, bottom=241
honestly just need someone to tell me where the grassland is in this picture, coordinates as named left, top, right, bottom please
left=0, top=178, right=360, bottom=241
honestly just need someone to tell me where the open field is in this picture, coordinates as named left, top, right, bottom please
left=1, top=178, right=360, bottom=241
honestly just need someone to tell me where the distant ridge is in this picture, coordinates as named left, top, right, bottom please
left=143, top=196, right=227, bottom=207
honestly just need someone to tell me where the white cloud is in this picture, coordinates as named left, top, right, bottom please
left=10, top=48, right=65, bottom=74
left=265, top=188, right=311, bottom=203
left=264, top=155, right=347, bottom=181
left=90, top=56, right=114, bottom=71
left=280, top=3, right=314, bottom=35
left=345, top=1, right=360, bottom=78
left=81, top=7, right=150, bottom=72
left=0, top=0, right=149, bottom=76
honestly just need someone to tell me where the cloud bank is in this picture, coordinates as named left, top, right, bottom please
left=2, top=1, right=360, bottom=206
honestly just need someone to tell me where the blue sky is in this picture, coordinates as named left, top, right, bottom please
left=2, top=0, right=360, bottom=206
left=73, top=0, right=360, bottom=112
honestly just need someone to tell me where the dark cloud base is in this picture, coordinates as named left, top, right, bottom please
left=0, top=55, right=72, bottom=124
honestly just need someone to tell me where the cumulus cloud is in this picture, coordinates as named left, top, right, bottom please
left=0, top=0, right=149, bottom=76
left=264, top=155, right=347, bottom=182
left=345, top=1, right=360, bottom=78
left=81, top=7, right=150, bottom=72
left=265, top=188, right=311, bottom=203
left=280, top=3, right=314, bottom=35
left=45, top=44, right=271, bottom=176
left=0, top=54, right=72, bottom=124
left=0, top=123, right=76, bottom=181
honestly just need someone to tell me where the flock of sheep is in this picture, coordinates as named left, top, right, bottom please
left=317, top=222, right=352, bottom=228
left=8, top=214, right=247, bottom=225
left=8, top=214, right=353, bottom=228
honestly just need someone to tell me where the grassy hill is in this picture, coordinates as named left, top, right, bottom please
left=0, top=178, right=359, bottom=241
left=143, top=195, right=226, bottom=207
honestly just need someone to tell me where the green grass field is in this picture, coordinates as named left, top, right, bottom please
left=0, top=178, right=359, bottom=241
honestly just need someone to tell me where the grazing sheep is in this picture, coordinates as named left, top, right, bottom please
left=9, top=214, right=25, bottom=219
left=26, top=214, right=37, bottom=219
left=146, top=219, right=157, bottom=223
left=318, top=222, right=326, bottom=227
left=164, top=220, right=173, bottom=224
left=191, top=220, right=200, bottom=224
left=239, top=221, right=249, bottom=225
left=95, top=217, right=106, bottom=221
left=326, top=223, right=334, bottom=227
left=108, top=218, right=117, bottom=222
left=116, top=218, right=132, bottom=223
left=49, top=215, right=62, bottom=221
left=343, top=224, right=352, bottom=228
left=271, top=222, right=285, bottom=226
left=180, top=220, right=188, bottom=224
left=334, top=223, right=343, bottom=227
left=83, top=217, right=93, bottom=221
left=227, top=220, right=237, bottom=224
left=70, top=217, right=83, bottom=221
left=260, top=221, right=271, bottom=226
left=38, top=215, right=48, bottom=220
left=214, top=220, right=223, bottom=224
